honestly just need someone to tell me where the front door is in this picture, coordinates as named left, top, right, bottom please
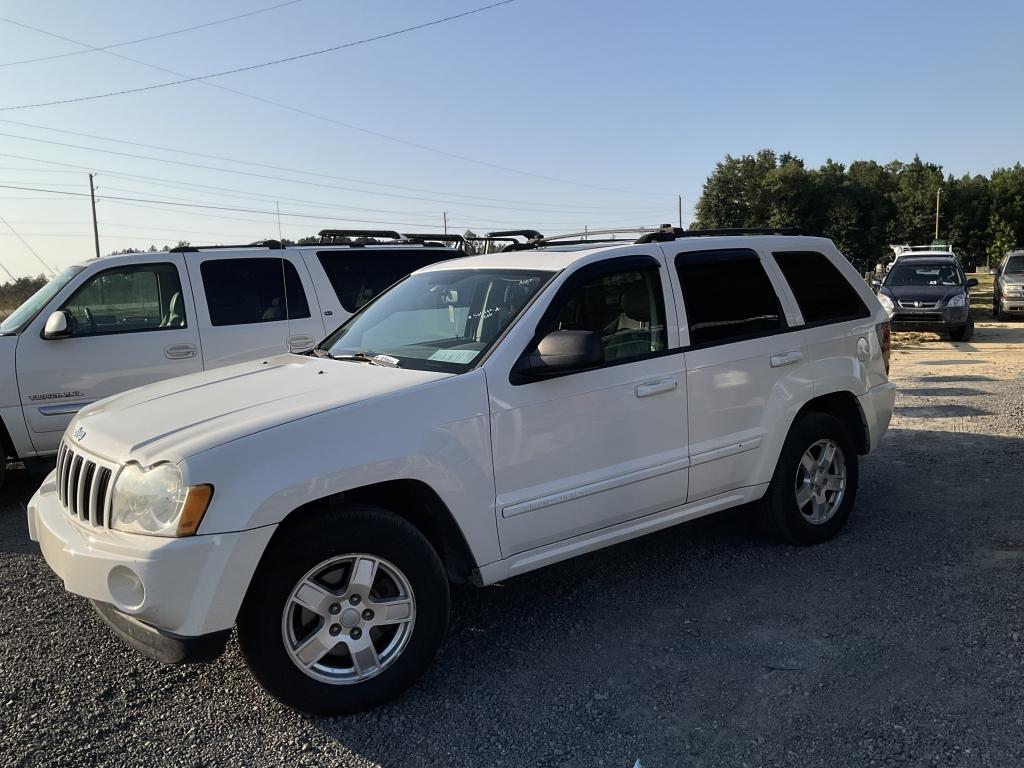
left=487, top=255, right=689, bottom=556
left=16, top=257, right=203, bottom=455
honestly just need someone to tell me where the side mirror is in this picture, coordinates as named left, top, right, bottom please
left=515, top=330, right=604, bottom=381
left=989, top=268, right=999, bottom=276
left=966, top=278, right=979, bottom=288
left=42, top=310, right=71, bottom=340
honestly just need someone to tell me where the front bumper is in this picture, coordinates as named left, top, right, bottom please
left=889, top=305, right=968, bottom=331
left=28, top=470, right=276, bottom=638
left=1000, top=296, right=1024, bottom=314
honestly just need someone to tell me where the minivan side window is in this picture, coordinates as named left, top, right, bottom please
left=675, top=249, right=784, bottom=346
left=201, top=258, right=310, bottom=326
left=61, top=262, right=185, bottom=337
left=773, top=250, right=870, bottom=325
left=545, top=265, right=667, bottom=363
left=317, top=249, right=459, bottom=314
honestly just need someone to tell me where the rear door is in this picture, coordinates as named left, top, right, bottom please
left=668, top=247, right=812, bottom=502
left=15, top=255, right=202, bottom=454
left=187, top=252, right=326, bottom=367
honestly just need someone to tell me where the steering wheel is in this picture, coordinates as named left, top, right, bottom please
left=82, top=307, right=96, bottom=333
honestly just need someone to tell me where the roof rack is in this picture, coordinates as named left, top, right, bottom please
left=635, top=227, right=807, bottom=243
left=318, top=229, right=407, bottom=244
left=170, top=239, right=283, bottom=253
left=488, top=229, right=544, bottom=241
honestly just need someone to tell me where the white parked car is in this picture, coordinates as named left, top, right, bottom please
left=28, top=228, right=896, bottom=715
left=0, top=231, right=467, bottom=489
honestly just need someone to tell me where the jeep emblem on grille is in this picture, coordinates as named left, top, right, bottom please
left=72, top=425, right=86, bottom=441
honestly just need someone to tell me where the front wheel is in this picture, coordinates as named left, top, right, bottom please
left=949, top=317, right=974, bottom=342
left=764, top=412, right=859, bottom=545
left=237, top=505, right=450, bottom=716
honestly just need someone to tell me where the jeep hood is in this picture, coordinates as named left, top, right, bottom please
left=70, top=355, right=451, bottom=465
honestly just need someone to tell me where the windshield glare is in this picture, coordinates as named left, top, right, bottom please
left=0, top=266, right=83, bottom=335
left=886, top=263, right=962, bottom=288
left=324, top=269, right=553, bottom=373
left=1005, top=256, right=1024, bottom=274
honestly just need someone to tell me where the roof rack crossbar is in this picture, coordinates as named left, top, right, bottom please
left=400, top=233, right=466, bottom=245
left=317, top=229, right=407, bottom=242
left=487, top=229, right=544, bottom=241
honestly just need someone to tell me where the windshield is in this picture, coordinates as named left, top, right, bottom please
left=0, top=266, right=83, bottom=335
left=323, top=269, right=554, bottom=373
left=885, top=263, right=962, bottom=288
left=1005, top=255, right=1024, bottom=274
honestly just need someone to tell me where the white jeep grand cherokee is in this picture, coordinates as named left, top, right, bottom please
left=28, top=228, right=896, bottom=716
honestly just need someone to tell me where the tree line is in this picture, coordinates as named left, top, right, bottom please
left=692, top=150, right=1024, bottom=269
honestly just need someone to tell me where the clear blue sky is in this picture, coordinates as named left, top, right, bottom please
left=0, top=0, right=1021, bottom=278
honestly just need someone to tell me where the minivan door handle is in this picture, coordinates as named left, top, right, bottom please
left=770, top=350, right=804, bottom=368
left=635, top=378, right=678, bottom=398
left=287, top=334, right=316, bottom=352
left=164, top=343, right=197, bottom=359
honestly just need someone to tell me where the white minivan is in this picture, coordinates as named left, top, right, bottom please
left=0, top=232, right=467, bottom=488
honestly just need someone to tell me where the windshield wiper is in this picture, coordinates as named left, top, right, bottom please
left=309, top=346, right=333, bottom=359
left=331, top=352, right=400, bottom=368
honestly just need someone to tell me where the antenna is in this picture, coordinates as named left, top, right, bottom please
left=277, top=201, right=293, bottom=350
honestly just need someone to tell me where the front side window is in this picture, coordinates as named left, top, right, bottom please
left=885, top=263, right=962, bottom=287
left=0, top=266, right=83, bottom=335
left=201, top=258, right=310, bottom=326
left=543, top=266, right=667, bottom=363
left=60, top=263, right=184, bottom=337
left=318, top=249, right=461, bottom=313
left=676, top=249, right=785, bottom=346
left=773, top=251, right=870, bottom=325
left=324, top=269, right=552, bottom=373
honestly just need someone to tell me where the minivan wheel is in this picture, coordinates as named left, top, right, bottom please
left=237, top=504, right=449, bottom=716
left=765, top=412, right=858, bottom=546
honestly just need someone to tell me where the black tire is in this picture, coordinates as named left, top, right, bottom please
left=764, top=412, right=859, bottom=546
left=237, top=504, right=450, bottom=716
left=949, top=317, right=974, bottom=342
left=0, top=456, right=6, bottom=494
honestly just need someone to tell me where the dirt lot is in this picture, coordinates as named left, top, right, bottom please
left=1, top=322, right=1023, bottom=768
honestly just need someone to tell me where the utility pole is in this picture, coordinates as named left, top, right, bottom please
left=934, top=188, right=942, bottom=242
left=89, top=173, right=100, bottom=258
left=443, top=211, right=448, bottom=235
left=678, top=194, right=683, bottom=229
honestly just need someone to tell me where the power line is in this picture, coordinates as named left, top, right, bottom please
left=0, top=121, right=666, bottom=210
left=0, top=2, right=518, bottom=111
left=0, top=210, right=56, bottom=275
left=0, top=134, right=676, bottom=216
left=0, top=1, right=303, bottom=67
left=0, top=14, right=670, bottom=197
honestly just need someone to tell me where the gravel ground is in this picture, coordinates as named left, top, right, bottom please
left=2, top=324, right=1024, bottom=768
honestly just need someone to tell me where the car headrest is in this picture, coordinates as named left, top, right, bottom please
left=620, top=284, right=651, bottom=322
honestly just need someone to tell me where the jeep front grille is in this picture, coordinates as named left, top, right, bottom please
left=55, top=440, right=114, bottom=527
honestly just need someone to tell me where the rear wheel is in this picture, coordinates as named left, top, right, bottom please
left=237, top=504, right=450, bottom=716
left=765, top=412, right=859, bottom=545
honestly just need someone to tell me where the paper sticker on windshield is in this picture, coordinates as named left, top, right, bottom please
left=428, top=349, right=478, bottom=364
left=372, top=354, right=401, bottom=368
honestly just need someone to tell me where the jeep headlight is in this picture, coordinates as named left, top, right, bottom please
left=877, top=293, right=894, bottom=315
left=946, top=293, right=966, bottom=308
left=110, top=463, right=213, bottom=537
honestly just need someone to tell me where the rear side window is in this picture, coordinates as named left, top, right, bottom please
left=318, top=249, right=459, bottom=313
left=675, top=249, right=784, bottom=346
left=200, top=258, right=310, bottom=326
left=773, top=251, right=870, bottom=324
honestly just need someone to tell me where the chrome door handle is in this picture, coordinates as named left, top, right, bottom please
left=770, top=350, right=804, bottom=368
left=164, top=343, right=197, bottom=359
left=287, top=334, right=315, bottom=352
left=635, top=378, right=678, bottom=398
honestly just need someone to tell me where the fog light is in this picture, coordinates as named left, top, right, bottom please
left=108, top=565, right=145, bottom=610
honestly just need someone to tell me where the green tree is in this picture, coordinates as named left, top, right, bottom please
left=988, top=215, right=1018, bottom=267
